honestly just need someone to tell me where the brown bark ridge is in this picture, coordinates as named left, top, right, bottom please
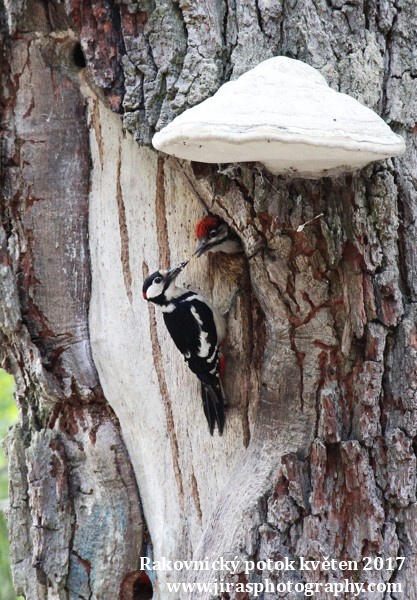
left=1, top=0, right=417, bottom=598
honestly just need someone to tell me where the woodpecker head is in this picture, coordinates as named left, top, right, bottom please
left=194, top=215, right=238, bottom=257
left=142, top=260, right=188, bottom=304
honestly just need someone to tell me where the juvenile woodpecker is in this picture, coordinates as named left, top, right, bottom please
left=194, top=215, right=242, bottom=257
left=142, top=260, right=226, bottom=435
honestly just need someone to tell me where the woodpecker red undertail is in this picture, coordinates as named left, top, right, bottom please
left=143, top=261, right=226, bottom=435
left=194, top=215, right=242, bottom=257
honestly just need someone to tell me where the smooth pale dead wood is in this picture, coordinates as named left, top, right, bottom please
left=86, top=92, right=259, bottom=587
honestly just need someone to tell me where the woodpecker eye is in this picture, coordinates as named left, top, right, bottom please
left=154, top=276, right=163, bottom=284
left=209, top=229, right=218, bottom=239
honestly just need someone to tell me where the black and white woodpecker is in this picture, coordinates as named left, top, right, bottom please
left=142, top=260, right=226, bottom=435
left=194, top=215, right=242, bottom=257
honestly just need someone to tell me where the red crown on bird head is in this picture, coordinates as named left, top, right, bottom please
left=195, top=216, right=221, bottom=239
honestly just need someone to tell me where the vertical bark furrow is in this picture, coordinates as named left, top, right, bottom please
left=155, top=156, right=170, bottom=268
left=116, top=146, right=133, bottom=303
left=142, top=261, right=185, bottom=510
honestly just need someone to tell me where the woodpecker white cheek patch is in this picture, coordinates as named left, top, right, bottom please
left=146, top=282, right=165, bottom=299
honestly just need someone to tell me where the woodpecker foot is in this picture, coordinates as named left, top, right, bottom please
left=223, top=287, right=243, bottom=320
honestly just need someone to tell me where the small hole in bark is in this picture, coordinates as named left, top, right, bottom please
left=120, top=571, right=153, bottom=600
left=134, top=574, right=153, bottom=599
left=73, top=43, right=86, bottom=69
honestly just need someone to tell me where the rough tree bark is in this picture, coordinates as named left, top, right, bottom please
left=1, top=0, right=416, bottom=599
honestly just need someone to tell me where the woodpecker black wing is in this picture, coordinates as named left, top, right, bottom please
left=163, top=293, right=226, bottom=434
left=163, top=294, right=219, bottom=384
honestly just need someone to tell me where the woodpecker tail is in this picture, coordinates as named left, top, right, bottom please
left=201, top=381, right=226, bottom=436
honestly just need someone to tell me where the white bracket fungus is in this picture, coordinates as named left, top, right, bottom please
left=152, top=57, right=405, bottom=179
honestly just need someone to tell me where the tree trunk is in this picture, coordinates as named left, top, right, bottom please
left=1, top=0, right=416, bottom=598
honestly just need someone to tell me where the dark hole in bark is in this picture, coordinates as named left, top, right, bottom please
left=120, top=571, right=153, bottom=600
left=73, top=43, right=86, bottom=69
left=134, top=575, right=153, bottom=600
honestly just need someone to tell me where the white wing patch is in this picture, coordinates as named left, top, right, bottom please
left=190, top=306, right=211, bottom=358
left=207, top=347, right=217, bottom=364
left=184, top=294, right=200, bottom=303
left=184, top=293, right=226, bottom=342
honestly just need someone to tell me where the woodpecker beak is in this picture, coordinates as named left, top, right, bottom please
left=166, top=260, right=189, bottom=282
left=194, top=239, right=208, bottom=258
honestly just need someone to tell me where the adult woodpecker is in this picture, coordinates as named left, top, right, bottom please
left=194, top=215, right=242, bottom=257
left=142, top=260, right=226, bottom=435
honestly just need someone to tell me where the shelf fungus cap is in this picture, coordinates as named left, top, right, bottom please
left=152, top=57, right=405, bottom=179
